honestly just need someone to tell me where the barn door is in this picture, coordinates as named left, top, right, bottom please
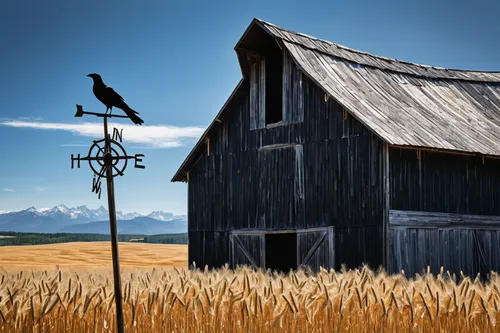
left=229, top=233, right=265, bottom=269
left=297, top=227, right=335, bottom=272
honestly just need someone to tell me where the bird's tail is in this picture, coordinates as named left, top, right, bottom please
left=124, top=105, right=144, bottom=125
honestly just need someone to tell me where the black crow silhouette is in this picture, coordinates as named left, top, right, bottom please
left=87, top=73, right=144, bottom=125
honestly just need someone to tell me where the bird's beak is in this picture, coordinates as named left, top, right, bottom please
left=87, top=74, right=92, bottom=77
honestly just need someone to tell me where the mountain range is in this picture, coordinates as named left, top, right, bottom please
left=0, top=205, right=187, bottom=235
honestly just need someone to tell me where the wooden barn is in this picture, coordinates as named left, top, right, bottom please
left=172, top=18, right=500, bottom=277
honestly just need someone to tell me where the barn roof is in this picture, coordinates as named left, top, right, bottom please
left=172, top=18, right=500, bottom=182
left=254, top=19, right=500, bottom=156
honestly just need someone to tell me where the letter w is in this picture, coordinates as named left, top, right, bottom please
left=92, top=177, right=102, bottom=199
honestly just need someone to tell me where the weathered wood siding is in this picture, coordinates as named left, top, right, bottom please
left=187, top=55, right=385, bottom=271
left=249, top=58, right=266, bottom=130
left=389, top=148, right=500, bottom=214
left=388, top=210, right=500, bottom=278
left=188, top=231, right=229, bottom=270
left=302, top=79, right=386, bottom=270
left=255, top=144, right=304, bottom=229
left=388, top=148, right=500, bottom=277
left=282, top=51, right=304, bottom=125
left=297, top=227, right=335, bottom=271
left=230, top=233, right=264, bottom=268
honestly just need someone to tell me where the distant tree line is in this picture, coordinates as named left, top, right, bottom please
left=0, top=231, right=188, bottom=246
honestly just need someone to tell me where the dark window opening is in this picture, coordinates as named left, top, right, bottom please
left=265, top=51, right=283, bottom=125
left=265, top=233, right=297, bottom=273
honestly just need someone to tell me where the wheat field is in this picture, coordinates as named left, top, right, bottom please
left=1, top=260, right=499, bottom=332
left=0, top=242, right=187, bottom=269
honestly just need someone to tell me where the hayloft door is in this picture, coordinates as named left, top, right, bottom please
left=229, top=232, right=265, bottom=269
left=256, top=144, right=304, bottom=229
left=297, top=227, right=335, bottom=272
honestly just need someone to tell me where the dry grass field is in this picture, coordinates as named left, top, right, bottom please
left=0, top=242, right=499, bottom=332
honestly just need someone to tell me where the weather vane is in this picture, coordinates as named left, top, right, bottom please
left=69, top=73, right=145, bottom=333
left=71, top=105, right=145, bottom=199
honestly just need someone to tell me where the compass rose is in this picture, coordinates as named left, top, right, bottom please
left=71, top=128, right=144, bottom=199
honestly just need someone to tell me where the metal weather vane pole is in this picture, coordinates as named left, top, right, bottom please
left=70, top=104, right=145, bottom=333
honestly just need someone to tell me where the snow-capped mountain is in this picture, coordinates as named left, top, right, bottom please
left=147, top=211, right=184, bottom=221
left=6, top=205, right=185, bottom=222
left=0, top=205, right=187, bottom=234
left=30, top=205, right=106, bottom=221
left=119, top=212, right=144, bottom=220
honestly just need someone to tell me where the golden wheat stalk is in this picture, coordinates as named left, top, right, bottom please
left=0, top=265, right=497, bottom=332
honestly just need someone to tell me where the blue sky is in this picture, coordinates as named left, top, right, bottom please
left=0, top=0, right=498, bottom=215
